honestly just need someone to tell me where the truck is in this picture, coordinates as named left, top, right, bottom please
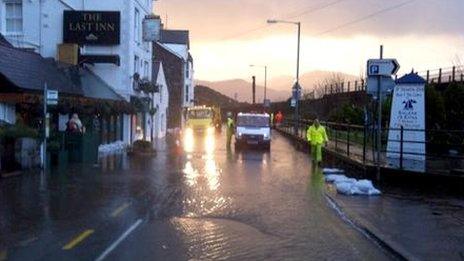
left=185, top=106, right=216, bottom=133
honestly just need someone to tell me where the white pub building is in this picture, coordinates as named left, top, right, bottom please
left=0, top=0, right=163, bottom=144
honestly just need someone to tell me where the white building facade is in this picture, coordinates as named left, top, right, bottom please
left=151, top=61, right=169, bottom=138
left=0, top=0, right=157, bottom=144
left=159, top=30, right=194, bottom=125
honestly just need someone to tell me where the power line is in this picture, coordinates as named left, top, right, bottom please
left=219, top=0, right=349, bottom=41
left=313, top=0, right=416, bottom=36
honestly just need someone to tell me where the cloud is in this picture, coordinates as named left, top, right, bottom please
left=157, top=0, right=464, bottom=42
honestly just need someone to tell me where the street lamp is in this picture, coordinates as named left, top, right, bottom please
left=267, top=19, right=301, bottom=136
left=249, top=64, right=268, bottom=103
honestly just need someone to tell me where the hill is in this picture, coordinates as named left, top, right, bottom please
left=194, top=85, right=244, bottom=108
left=270, top=71, right=359, bottom=92
left=196, top=70, right=358, bottom=103
left=195, top=79, right=289, bottom=103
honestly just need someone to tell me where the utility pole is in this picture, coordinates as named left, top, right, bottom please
left=294, top=22, right=301, bottom=136
left=376, top=45, right=383, bottom=180
left=252, top=76, right=256, bottom=104
left=43, top=83, right=48, bottom=173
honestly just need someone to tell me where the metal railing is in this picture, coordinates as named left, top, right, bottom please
left=278, top=119, right=464, bottom=174
left=315, top=66, right=464, bottom=98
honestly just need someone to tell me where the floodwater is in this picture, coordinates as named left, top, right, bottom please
left=0, top=130, right=391, bottom=260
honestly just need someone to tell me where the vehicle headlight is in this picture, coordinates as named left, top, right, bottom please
left=237, top=132, right=242, bottom=138
left=185, top=127, right=193, bottom=135
left=263, top=133, right=270, bottom=140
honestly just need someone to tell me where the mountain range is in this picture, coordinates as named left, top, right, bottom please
left=196, top=70, right=358, bottom=103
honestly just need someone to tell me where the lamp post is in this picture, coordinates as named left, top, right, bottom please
left=249, top=64, right=268, bottom=103
left=267, top=19, right=301, bottom=136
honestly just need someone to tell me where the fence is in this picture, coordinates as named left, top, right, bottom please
left=278, top=119, right=464, bottom=175
left=317, top=66, right=464, bottom=97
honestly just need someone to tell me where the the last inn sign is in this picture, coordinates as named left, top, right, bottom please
left=63, top=11, right=120, bottom=45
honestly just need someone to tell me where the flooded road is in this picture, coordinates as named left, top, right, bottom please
left=0, top=130, right=391, bottom=260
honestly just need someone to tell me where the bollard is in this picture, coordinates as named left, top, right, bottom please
left=399, top=126, right=404, bottom=169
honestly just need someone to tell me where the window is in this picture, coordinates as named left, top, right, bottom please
left=5, top=1, right=23, bottom=34
left=134, top=8, right=140, bottom=43
left=134, top=55, right=139, bottom=74
left=185, top=85, right=189, bottom=103
left=144, top=61, right=149, bottom=78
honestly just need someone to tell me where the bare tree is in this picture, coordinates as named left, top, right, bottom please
left=313, top=72, right=346, bottom=98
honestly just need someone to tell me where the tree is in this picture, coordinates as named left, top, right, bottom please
left=425, top=84, right=446, bottom=129
left=313, top=73, right=346, bottom=98
left=443, top=82, right=464, bottom=130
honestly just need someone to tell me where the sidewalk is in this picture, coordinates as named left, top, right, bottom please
left=326, top=188, right=464, bottom=260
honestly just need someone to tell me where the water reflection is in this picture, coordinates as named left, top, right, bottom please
left=181, top=129, right=227, bottom=216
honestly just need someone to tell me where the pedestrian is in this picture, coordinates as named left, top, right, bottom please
left=66, top=113, right=84, bottom=133
left=275, top=111, right=283, bottom=127
left=306, top=118, right=329, bottom=165
left=226, top=112, right=235, bottom=148
left=270, top=112, right=274, bottom=128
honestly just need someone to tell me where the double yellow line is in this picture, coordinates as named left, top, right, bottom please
left=62, top=202, right=131, bottom=250
left=62, top=230, right=95, bottom=250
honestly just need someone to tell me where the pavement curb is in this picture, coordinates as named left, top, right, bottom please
left=324, top=192, right=418, bottom=261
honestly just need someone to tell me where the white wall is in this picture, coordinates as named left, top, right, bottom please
left=153, top=63, right=169, bottom=138
left=0, top=103, right=16, bottom=124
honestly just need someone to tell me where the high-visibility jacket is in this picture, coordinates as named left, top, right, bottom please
left=226, top=118, right=235, bottom=135
left=306, top=125, right=328, bottom=145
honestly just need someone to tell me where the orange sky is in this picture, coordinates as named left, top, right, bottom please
left=155, top=0, right=464, bottom=82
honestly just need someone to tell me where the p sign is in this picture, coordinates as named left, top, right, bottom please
left=369, top=65, right=380, bottom=75
left=367, top=59, right=400, bottom=77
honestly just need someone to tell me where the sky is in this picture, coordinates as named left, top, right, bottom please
left=155, top=0, right=464, bottom=82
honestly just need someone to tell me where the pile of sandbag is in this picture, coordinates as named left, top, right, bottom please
left=324, top=172, right=381, bottom=196
left=98, top=141, right=127, bottom=155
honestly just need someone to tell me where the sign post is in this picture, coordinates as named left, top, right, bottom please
left=366, top=46, right=400, bottom=179
left=43, top=85, right=59, bottom=172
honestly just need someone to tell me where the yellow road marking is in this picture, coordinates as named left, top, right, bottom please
left=62, top=229, right=94, bottom=250
left=0, top=249, right=7, bottom=261
left=111, top=203, right=131, bottom=218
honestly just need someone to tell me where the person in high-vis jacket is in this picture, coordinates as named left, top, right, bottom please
left=306, top=119, right=329, bottom=165
left=226, top=112, right=235, bottom=148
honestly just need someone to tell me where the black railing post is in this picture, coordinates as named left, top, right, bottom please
left=347, top=125, right=350, bottom=156
left=399, top=126, right=404, bottom=169
left=426, top=70, right=430, bottom=83
left=363, top=124, right=367, bottom=164
left=452, top=66, right=456, bottom=82
left=438, top=68, right=442, bottom=84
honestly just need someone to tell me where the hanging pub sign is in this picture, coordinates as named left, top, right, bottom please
left=63, top=11, right=120, bottom=45
left=142, top=15, right=161, bottom=42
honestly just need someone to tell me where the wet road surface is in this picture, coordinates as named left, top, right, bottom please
left=0, top=130, right=392, bottom=260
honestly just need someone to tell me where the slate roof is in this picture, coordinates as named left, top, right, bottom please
left=80, top=68, right=125, bottom=101
left=0, top=34, right=13, bottom=47
left=396, top=72, right=426, bottom=84
left=152, top=61, right=161, bottom=83
left=0, top=37, right=82, bottom=95
left=159, top=30, right=190, bottom=48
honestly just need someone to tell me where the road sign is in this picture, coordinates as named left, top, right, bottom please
left=367, top=59, right=400, bottom=77
left=290, top=98, right=296, bottom=107
left=263, top=99, right=271, bottom=108
left=47, top=90, right=58, bottom=105
left=366, top=76, right=395, bottom=97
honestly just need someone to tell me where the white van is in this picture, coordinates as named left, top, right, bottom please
left=235, top=113, right=271, bottom=150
